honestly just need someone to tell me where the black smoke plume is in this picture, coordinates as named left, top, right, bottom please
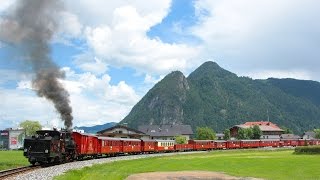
left=0, top=0, right=73, bottom=129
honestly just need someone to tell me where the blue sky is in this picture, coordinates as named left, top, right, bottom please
left=0, top=0, right=320, bottom=129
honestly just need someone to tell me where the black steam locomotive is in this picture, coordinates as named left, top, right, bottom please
left=23, top=129, right=76, bottom=165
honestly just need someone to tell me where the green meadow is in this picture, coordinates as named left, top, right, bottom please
left=55, top=149, right=320, bottom=180
left=0, top=150, right=29, bottom=170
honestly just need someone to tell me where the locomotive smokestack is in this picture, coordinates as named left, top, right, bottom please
left=0, top=0, right=73, bottom=129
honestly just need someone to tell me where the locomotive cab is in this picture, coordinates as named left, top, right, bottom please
left=23, top=130, right=61, bottom=165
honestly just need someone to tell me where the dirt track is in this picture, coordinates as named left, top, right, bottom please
left=126, top=171, right=263, bottom=180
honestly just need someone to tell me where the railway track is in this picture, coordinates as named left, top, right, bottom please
left=0, top=165, right=40, bottom=179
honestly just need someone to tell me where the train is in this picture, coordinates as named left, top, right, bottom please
left=23, top=129, right=320, bottom=165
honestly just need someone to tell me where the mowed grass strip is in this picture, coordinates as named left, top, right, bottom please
left=0, top=150, right=29, bottom=170
left=55, top=149, right=320, bottom=180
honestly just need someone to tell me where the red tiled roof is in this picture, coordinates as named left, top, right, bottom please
left=236, top=121, right=284, bottom=132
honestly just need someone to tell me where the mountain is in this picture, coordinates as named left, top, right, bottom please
left=74, top=122, right=117, bottom=133
left=121, top=61, right=320, bottom=133
left=266, top=78, right=320, bottom=106
left=120, top=71, right=189, bottom=127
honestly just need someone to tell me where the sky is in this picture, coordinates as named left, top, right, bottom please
left=0, top=0, right=320, bottom=129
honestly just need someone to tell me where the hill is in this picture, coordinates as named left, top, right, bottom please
left=74, top=122, right=117, bottom=133
left=121, top=61, right=320, bottom=133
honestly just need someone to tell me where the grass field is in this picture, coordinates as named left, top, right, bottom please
left=0, top=150, right=29, bottom=170
left=55, top=149, right=320, bottom=180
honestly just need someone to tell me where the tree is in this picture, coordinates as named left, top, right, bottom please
left=175, top=135, right=187, bottom=144
left=196, top=127, right=216, bottom=140
left=19, top=120, right=42, bottom=136
left=281, top=126, right=293, bottom=134
left=252, top=125, right=262, bottom=139
left=314, top=129, right=320, bottom=139
left=223, top=129, right=230, bottom=140
left=246, top=128, right=253, bottom=139
left=237, top=128, right=247, bottom=140
left=237, top=128, right=255, bottom=140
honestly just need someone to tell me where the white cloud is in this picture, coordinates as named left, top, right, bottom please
left=0, top=69, right=32, bottom=85
left=0, top=67, right=141, bottom=129
left=62, top=0, right=201, bottom=75
left=17, top=80, right=32, bottom=90
left=0, top=0, right=15, bottom=13
left=59, top=11, right=83, bottom=38
left=64, top=0, right=171, bottom=27
left=74, top=54, right=108, bottom=75
left=191, top=0, right=320, bottom=81
left=144, top=74, right=164, bottom=85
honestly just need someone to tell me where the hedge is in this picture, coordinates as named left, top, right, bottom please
left=294, top=145, right=320, bottom=154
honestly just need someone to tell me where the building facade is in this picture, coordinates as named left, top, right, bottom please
left=302, top=131, right=316, bottom=139
left=138, top=124, right=193, bottom=140
left=97, top=125, right=149, bottom=139
left=0, top=130, right=9, bottom=149
left=8, top=129, right=25, bottom=150
left=230, top=121, right=284, bottom=139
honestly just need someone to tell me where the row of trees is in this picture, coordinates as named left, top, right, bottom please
left=236, top=125, right=262, bottom=139
left=193, top=126, right=262, bottom=141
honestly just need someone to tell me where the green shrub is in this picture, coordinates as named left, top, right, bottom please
left=294, top=146, right=320, bottom=154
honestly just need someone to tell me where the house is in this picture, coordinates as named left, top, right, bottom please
left=138, top=124, right=194, bottom=141
left=97, top=124, right=149, bottom=139
left=280, top=134, right=301, bottom=140
left=302, top=131, right=315, bottom=139
left=216, top=133, right=225, bottom=140
left=230, top=121, right=284, bottom=139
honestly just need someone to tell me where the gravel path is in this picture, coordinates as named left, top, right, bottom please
left=12, top=151, right=205, bottom=180
left=126, top=171, right=263, bottom=180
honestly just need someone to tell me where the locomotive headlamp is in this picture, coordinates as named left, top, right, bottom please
left=45, top=149, right=49, bottom=153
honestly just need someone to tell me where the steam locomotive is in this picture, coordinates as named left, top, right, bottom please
left=23, top=129, right=76, bottom=165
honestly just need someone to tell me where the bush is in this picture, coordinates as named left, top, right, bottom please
left=175, top=135, right=187, bottom=144
left=294, top=146, right=320, bottom=154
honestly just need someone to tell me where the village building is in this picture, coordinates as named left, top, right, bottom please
left=216, top=133, right=225, bottom=140
left=302, top=131, right=316, bottom=139
left=280, top=134, right=301, bottom=140
left=138, top=124, right=193, bottom=140
left=0, top=130, right=9, bottom=150
left=230, top=121, right=284, bottom=139
left=97, top=124, right=150, bottom=140
left=0, top=128, right=25, bottom=150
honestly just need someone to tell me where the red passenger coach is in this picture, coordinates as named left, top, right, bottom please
left=98, top=137, right=122, bottom=155
left=215, top=140, right=227, bottom=149
left=298, top=139, right=320, bottom=146
left=240, top=140, right=260, bottom=148
left=227, top=140, right=241, bottom=149
left=155, top=140, right=175, bottom=152
left=174, top=144, right=193, bottom=151
left=72, top=132, right=98, bottom=157
left=281, top=139, right=299, bottom=147
left=121, top=139, right=142, bottom=153
left=313, top=139, right=320, bottom=145
left=188, top=140, right=214, bottom=150
left=260, top=139, right=280, bottom=147
left=141, top=140, right=156, bottom=152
